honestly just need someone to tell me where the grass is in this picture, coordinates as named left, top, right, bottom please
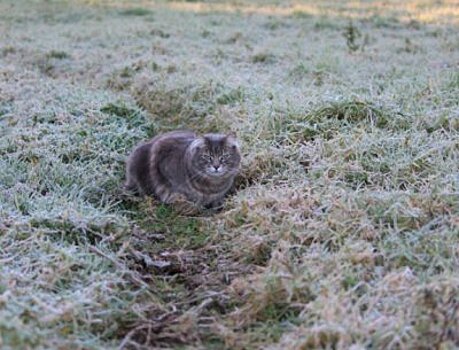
left=0, top=0, right=458, bottom=349
left=119, top=7, right=153, bottom=16
left=46, top=50, right=70, bottom=60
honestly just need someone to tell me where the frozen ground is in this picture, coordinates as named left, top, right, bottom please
left=0, top=0, right=458, bottom=348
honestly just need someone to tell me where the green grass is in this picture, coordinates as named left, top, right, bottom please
left=1, top=0, right=458, bottom=349
left=46, top=50, right=70, bottom=60
left=119, top=7, right=153, bottom=16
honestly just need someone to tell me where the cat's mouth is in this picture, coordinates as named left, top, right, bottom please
left=206, top=167, right=226, bottom=177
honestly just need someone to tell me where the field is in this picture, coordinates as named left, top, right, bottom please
left=0, top=0, right=458, bottom=349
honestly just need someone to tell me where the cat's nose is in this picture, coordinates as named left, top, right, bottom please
left=213, top=165, right=220, bottom=171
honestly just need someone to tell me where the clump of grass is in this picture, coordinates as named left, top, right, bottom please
left=106, top=64, right=146, bottom=91
left=150, top=61, right=161, bottom=71
left=266, top=100, right=406, bottom=146
left=100, top=102, right=137, bottom=118
left=407, top=19, right=422, bottom=30
left=0, top=100, right=13, bottom=117
left=132, top=79, right=241, bottom=132
left=311, top=100, right=394, bottom=127
left=251, top=52, right=276, bottom=64
left=446, top=71, right=459, bottom=89
left=421, top=113, right=459, bottom=133
left=343, top=21, right=364, bottom=52
left=234, top=274, right=304, bottom=324
left=34, top=50, right=72, bottom=77
left=119, top=7, right=152, bottom=16
left=234, top=149, right=290, bottom=189
left=368, top=15, right=402, bottom=29
left=397, top=38, right=422, bottom=53
left=288, top=62, right=309, bottom=80
left=1, top=45, right=16, bottom=56
left=263, top=19, right=288, bottom=31
left=413, top=281, right=459, bottom=346
left=201, top=29, right=212, bottom=38
left=133, top=81, right=214, bottom=129
left=344, top=169, right=369, bottom=188
left=138, top=203, right=205, bottom=247
left=36, top=59, right=55, bottom=76
left=292, top=10, right=313, bottom=19
left=119, top=66, right=135, bottom=78
left=225, top=32, right=243, bottom=44
left=216, top=86, right=245, bottom=105
left=100, top=102, right=155, bottom=133
left=150, top=28, right=170, bottom=38
left=166, top=64, right=177, bottom=73
left=46, top=50, right=70, bottom=60
left=313, top=17, right=340, bottom=30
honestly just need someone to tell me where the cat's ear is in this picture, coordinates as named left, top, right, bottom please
left=201, top=135, right=213, bottom=148
left=226, top=131, right=237, bottom=140
left=225, top=132, right=239, bottom=150
left=190, top=137, right=206, bottom=151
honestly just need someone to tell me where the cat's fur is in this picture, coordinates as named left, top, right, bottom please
left=124, top=130, right=241, bottom=208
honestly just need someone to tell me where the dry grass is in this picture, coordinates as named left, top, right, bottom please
left=1, top=0, right=458, bottom=349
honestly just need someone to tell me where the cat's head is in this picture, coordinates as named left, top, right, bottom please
left=188, top=133, right=241, bottom=178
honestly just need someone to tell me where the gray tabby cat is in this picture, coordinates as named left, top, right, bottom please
left=124, top=130, right=241, bottom=209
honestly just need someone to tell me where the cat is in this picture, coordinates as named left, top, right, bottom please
left=124, top=130, right=241, bottom=209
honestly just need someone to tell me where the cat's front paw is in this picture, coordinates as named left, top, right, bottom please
left=167, top=193, right=188, bottom=203
left=205, top=200, right=225, bottom=211
left=170, top=194, right=201, bottom=215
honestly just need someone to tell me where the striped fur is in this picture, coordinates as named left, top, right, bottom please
left=124, top=130, right=241, bottom=208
